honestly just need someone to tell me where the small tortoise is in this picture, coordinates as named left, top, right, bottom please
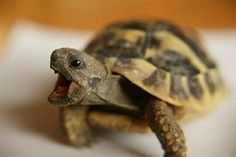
left=48, top=20, right=225, bottom=157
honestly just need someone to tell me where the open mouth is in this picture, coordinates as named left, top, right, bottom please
left=48, top=72, right=72, bottom=104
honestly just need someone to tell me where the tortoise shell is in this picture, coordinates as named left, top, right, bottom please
left=85, top=20, right=225, bottom=114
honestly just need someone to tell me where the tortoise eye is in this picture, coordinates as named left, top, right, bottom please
left=69, top=59, right=82, bottom=68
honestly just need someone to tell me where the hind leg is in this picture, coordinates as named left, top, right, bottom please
left=88, top=110, right=150, bottom=133
left=60, top=106, right=95, bottom=147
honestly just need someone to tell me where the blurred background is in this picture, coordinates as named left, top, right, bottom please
left=0, top=0, right=236, bottom=51
left=0, top=1, right=236, bottom=157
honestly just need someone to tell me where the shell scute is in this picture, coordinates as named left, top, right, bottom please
left=85, top=20, right=225, bottom=113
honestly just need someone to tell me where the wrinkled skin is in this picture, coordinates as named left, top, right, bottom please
left=48, top=48, right=107, bottom=106
left=48, top=48, right=187, bottom=157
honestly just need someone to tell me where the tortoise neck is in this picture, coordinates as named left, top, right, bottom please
left=84, top=74, right=140, bottom=111
left=99, top=75, right=141, bottom=111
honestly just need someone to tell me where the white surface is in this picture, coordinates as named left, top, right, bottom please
left=0, top=21, right=236, bottom=157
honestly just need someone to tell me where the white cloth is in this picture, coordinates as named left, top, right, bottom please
left=0, top=21, right=235, bottom=157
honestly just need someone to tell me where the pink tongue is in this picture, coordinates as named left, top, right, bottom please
left=50, top=86, right=69, bottom=99
left=50, top=74, right=71, bottom=100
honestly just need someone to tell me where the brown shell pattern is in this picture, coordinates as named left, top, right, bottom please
left=85, top=20, right=225, bottom=113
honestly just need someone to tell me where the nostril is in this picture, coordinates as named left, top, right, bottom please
left=51, top=50, right=58, bottom=62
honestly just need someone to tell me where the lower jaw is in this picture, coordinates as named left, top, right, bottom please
left=48, top=94, right=69, bottom=106
left=48, top=84, right=70, bottom=106
left=48, top=73, right=72, bottom=106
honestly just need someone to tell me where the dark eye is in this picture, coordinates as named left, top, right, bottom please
left=70, top=59, right=81, bottom=68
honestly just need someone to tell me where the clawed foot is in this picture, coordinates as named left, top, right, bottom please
left=66, top=130, right=96, bottom=147
left=60, top=106, right=96, bottom=148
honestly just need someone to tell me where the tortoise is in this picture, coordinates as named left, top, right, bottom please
left=48, top=20, right=225, bottom=157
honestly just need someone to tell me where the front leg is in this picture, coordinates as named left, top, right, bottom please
left=60, top=105, right=95, bottom=147
left=145, top=99, right=187, bottom=157
left=88, top=110, right=150, bottom=133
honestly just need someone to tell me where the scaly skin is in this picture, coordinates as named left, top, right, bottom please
left=145, top=99, right=187, bottom=157
left=88, top=110, right=151, bottom=133
left=60, top=106, right=95, bottom=147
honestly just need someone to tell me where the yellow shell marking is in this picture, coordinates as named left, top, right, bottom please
left=154, top=31, right=207, bottom=73
left=100, top=24, right=226, bottom=121
left=116, top=29, right=145, bottom=43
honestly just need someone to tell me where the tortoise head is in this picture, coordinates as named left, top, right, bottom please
left=48, top=48, right=107, bottom=106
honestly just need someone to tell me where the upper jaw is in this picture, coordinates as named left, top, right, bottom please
left=50, top=63, right=73, bottom=81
